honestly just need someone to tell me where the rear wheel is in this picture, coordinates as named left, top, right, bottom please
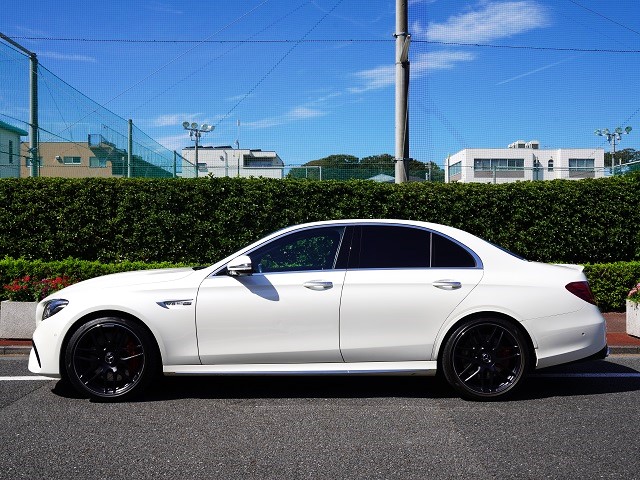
left=64, top=317, right=156, bottom=401
left=442, top=317, right=529, bottom=401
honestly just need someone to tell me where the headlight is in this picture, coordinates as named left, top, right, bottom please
left=42, top=299, right=68, bottom=320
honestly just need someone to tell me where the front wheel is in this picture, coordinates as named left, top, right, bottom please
left=64, top=317, right=157, bottom=401
left=441, top=318, right=530, bottom=401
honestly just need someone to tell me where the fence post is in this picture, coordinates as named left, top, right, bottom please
left=127, top=119, right=133, bottom=178
left=173, top=151, right=177, bottom=178
left=29, top=53, right=38, bottom=177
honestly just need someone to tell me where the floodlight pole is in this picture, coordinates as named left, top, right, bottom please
left=595, top=126, right=632, bottom=175
left=183, top=122, right=214, bottom=178
left=394, top=0, right=410, bottom=184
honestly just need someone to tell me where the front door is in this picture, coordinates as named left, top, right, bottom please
left=196, top=226, right=348, bottom=364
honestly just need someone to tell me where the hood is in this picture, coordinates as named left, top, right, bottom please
left=49, top=267, right=198, bottom=297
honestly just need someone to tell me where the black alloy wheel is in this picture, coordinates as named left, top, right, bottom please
left=442, top=318, right=529, bottom=401
left=64, top=317, right=156, bottom=400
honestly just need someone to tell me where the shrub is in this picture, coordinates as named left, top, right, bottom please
left=0, top=176, right=639, bottom=265
left=3, top=275, right=75, bottom=302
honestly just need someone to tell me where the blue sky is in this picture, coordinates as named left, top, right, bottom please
left=2, top=0, right=640, bottom=167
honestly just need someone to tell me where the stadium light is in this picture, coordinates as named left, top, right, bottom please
left=595, top=126, right=632, bottom=175
left=183, top=121, right=215, bottom=178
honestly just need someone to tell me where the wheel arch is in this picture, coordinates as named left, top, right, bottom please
left=435, top=311, right=537, bottom=371
left=59, top=309, right=163, bottom=380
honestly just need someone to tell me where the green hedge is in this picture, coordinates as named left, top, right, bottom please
left=1, top=176, right=639, bottom=265
left=0, top=257, right=638, bottom=311
left=583, top=261, right=640, bottom=312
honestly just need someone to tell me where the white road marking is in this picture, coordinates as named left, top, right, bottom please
left=0, top=376, right=53, bottom=381
left=1, top=373, right=640, bottom=381
left=532, top=373, right=640, bottom=378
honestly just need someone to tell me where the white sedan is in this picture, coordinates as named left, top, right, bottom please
left=29, top=219, right=607, bottom=401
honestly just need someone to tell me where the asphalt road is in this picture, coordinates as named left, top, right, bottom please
left=1, top=355, right=640, bottom=480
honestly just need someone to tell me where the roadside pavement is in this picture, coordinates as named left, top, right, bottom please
left=2, top=312, right=639, bottom=356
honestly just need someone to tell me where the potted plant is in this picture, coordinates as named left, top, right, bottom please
left=627, top=282, right=640, bottom=338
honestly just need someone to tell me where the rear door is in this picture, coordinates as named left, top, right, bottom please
left=339, top=225, right=483, bottom=362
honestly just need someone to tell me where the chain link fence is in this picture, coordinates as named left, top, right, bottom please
left=0, top=39, right=196, bottom=179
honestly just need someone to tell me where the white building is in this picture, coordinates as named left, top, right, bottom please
left=181, top=146, right=284, bottom=179
left=445, top=140, right=605, bottom=183
left=0, top=120, right=28, bottom=178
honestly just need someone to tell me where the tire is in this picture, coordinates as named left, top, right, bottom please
left=64, top=317, right=157, bottom=401
left=441, top=317, right=529, bottom=401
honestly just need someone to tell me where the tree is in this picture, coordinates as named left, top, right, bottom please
left=605, top=148, right=640, bottom=168
left=288, top=153, right=444, bottom=182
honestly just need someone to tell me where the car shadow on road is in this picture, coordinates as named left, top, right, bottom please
left=49, top=359, right=640, bottom=403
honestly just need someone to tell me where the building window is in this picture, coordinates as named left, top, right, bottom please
left=448, top=161, right=462, bottom=177
left=8, top=141, right=13, bottom=164
left=89, top=157, right=107, bottom=168
left=244, top=156, right=274, bottom=167
left=569, top=158, right=594, bottom=169
left=548, top=159, right=554, bottom=171
left=63, top=156, right=81, bottom=165
left=474, top=158, right=524, bottom=179
left=474, top=158, right=524, bottom=171
left=569, top=158, right=595, bottom=178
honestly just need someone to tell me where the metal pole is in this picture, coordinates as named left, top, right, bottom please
left=173, top=150, right=177, bottom=178
left=29, top=53, right=38, bottom=177
left=0, top=34, right=39, bottom=176
left=394, top=0, right=410, bottom=184
left=128, top=119, right=133, bottom=178
left=194, top=132, right=199, bottom=179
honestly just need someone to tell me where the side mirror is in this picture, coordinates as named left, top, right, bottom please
left=227, top=255, right=253, bottom=276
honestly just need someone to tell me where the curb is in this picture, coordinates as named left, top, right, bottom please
left=609, top=345, right=640, bottom=355
left=0, top=346, right=31, bottom=356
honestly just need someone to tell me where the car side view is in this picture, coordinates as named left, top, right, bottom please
left=29, top=219, right=608, bottom=401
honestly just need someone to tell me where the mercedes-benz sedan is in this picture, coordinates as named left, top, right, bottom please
left=29, top=219, right=608, bottom=401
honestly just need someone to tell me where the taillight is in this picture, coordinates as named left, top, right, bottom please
left=565, top=281, right=596, bottom=305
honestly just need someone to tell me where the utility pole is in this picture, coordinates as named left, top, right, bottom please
left=0, top=33, right=38, bottom=177
left=394, top=0, right=411, bottom=183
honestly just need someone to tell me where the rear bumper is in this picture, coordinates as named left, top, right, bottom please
left=525, top=305, right=608, bottom=369
left=584, top=344, right=609, bottom=361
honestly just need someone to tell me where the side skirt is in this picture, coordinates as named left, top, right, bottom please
left=163, top=361, right=438, bottom=376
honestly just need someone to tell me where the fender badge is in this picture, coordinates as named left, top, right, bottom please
left=157, top=300, right=193, bottom=309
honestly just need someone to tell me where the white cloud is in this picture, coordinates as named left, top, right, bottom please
left=424, top=1, right=550, bottom=43
left=39, top=52, right=97, bottom=63
left=156, top=133, right=190, bottom=151
left=145, top=2, right=183, bottom=15
left=152, top=114, right=203, bottom=127
left=243, top=106, right=325, bottom=129
left=350, top=51, right=475, bottom=93
left=496, top=56, right=576, bottom=85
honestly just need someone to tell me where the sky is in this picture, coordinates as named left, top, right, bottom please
left=1, top=0, right=640, bottom=168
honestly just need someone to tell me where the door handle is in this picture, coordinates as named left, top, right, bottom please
left=303, top=280, right=333, bottom=291
left=433, top=280, right=462, bottom=290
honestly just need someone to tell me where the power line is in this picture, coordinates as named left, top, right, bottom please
left=216, top=0, right=346, bottom=127
left=566, top=0, right=640, bottom=37
left=6, top=35, right=640, bottom=53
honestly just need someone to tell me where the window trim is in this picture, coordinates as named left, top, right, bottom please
left=217, top=225, right=350, bottom=276
left=63, top=156, right=82, bottom=165
left=348, top=223, right=482, bottom=270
